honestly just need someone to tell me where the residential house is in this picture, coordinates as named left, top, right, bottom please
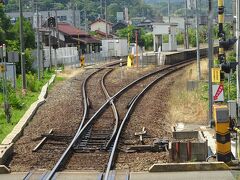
left=112, top=20, right=128, bottom=33
left=162, top=16, right=195, bottom=30
left=42, top=22, right=101, bottom=54
left=136, top=18, right=154, bottom=32
left=93, top=30, right=114, bottom=40
left=130, top=17, right=145, bottom=26
left=90, top=18, right=113, bottom=35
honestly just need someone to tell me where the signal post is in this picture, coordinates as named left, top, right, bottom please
left=212, top=0, right=237, bottom=163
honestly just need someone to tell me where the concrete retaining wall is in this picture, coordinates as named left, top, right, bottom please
left=170, top=131, right=208, bottom=162
left=0, top=75, right=56, bottom=167
left=162, top=46, right=219, bottom=65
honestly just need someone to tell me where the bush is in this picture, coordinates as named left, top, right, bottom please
left=0, top=81, right=24, bottom=110
left=176, top=32, right=184, bottom=45
left=9, top=92, right=24, bottom=109
left=26, top=72, right=41, bottom=92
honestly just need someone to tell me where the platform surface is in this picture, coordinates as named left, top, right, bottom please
left=0, top=170, right=236, bottom=180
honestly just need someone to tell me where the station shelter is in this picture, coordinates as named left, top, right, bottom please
left=152, top=23, right=178, bottom=52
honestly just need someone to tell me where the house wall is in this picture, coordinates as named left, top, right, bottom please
left=90, top=21, right=112, bottom=34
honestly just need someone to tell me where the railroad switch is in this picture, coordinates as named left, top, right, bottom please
left=135, top=127, right=146, bottom=144
left=125, top=138, right=169, bottom=153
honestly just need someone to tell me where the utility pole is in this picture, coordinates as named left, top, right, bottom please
left=48, top=12, right=52, bottom=69
left=55, top=10, right=60, bottom=48
left=233, top=0, right=236, bottom=34
left=0, top=45, right=10, bottom=122
left=19, top=0, right=27, bottom=91
left=236, top=0, right=240, bottom=118
left=168, top=0, right=171, bottom=51
left=36, top=4, right=40, bottom=80
left=73, top=3, right=76, bottom=27
left=195, top=0, right=201, bottom=80
left=184, top=0, right=189, bottom=49
left=168, top=0, right=170, bottom=24
left=105, top=0, right=108, bottom=39
left=208, top=0, right=213, bottom=127
left=32, top=0, right=35, bottom=25
left=84, top=0, right=87, bottom=32
left=100, top=0, right=103, bottom=19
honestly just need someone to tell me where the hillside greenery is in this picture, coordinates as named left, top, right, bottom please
left=5, top=0, right=154, bottom=23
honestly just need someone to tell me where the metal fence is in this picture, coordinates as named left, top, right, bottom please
left=42, top=47, right=115, bottom=68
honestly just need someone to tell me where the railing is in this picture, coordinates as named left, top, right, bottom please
left=42, top=47, right=116, bottom=67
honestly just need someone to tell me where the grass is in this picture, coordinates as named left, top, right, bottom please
left=0, top=92, right=39, bottom=142
left=167, top=60, right=209, bottom=125
left=0, top=70, right=58, bottom=143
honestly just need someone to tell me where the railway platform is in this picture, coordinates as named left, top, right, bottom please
left=0, top=170, right=236, bottom=180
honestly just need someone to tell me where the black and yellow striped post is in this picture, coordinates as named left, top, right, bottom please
left=213, top=0, right=231, bottom=163
left=213, top=104, right=231, bottom=162
left=80, top=55, right=85, bottom=67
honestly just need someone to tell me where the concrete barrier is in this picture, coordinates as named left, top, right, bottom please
left=0, top=75, right=56, bottom=168
left=149, top=162, right=230, bottom=172
left=161, top=46, right=218, bottom=65
left=0, top=144, right=13, bottom=165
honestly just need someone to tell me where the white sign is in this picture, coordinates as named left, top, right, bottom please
left=8, top=51, right=19, bottom=63
left=2, top=44, right=6, bottom=58
left=213, top=84, right=224, bottom=102
left=33, top=13, right=42, bottom=29
left=0, top=63, right=17, bottom=88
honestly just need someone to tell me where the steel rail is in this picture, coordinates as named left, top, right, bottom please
left=77, top=60, right=126, bottom=133
left=101, top=69, right=119, bottom=149
left=45, top=60, right=192, bottom=180
left=44, top=60, right=125, bottom=180
left=104, top=62, right=193, bottom=180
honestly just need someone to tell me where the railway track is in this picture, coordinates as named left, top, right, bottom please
left=73, top=68, right=118, bottom=152
left=42, top=59, right=193, bottom=180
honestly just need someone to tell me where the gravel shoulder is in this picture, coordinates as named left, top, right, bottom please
left=7, top=64, right=200, bottom=172
left=9, top=68, right=85, bottom=171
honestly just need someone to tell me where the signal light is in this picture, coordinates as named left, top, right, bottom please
left=48, top=17, right=56, bottom=28
left=220, top=62, right=238, bottom=74
left=219, top=37, right=237, bottom=50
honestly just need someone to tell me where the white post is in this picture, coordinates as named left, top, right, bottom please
left=153, top=35, right=156, bottom=52
left=120, top=58, right=123, bottom=81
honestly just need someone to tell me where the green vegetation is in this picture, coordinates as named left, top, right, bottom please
left=5, top=0, right=154, bottom=24
left=116, top=25, right=153, bottom=50
left=0, top=71, right=55, bottom=143
left=200, top=51, right=237, bottom=103
left=0, top=4, right=60, bottom=142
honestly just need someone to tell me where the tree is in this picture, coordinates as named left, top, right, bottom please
left=6, top=18, right=35, bottom=74
left=0, top=3, right=12, bottom=44
left=10, top=18, right=35, bottom=49
left=108, top=3, right=122, bottom=23
left=116, top=25, right=135, bottom=42
left=141, top=32, right=153, bottom=50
